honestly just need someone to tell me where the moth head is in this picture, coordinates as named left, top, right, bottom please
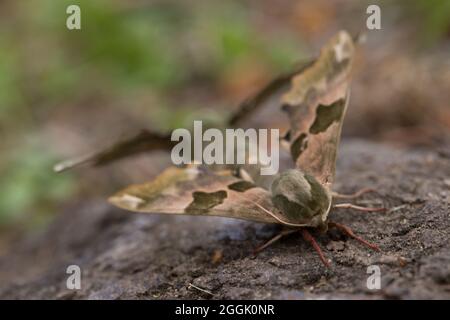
left=270, top=169, right=331, bottom=228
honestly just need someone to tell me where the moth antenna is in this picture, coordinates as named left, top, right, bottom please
left=231, top=191, right=306, bottom=227
left=333, top=203, right=386, bottom=212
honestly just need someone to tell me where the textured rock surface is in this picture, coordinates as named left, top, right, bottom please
left=0, top=140, right=449, bottom=299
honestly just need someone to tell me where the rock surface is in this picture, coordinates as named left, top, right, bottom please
left=0, top=140, right=449, bottom=299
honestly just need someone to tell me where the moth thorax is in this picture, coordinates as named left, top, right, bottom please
left=270, top=169, right=331, bottom=227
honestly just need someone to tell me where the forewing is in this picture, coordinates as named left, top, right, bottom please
left=228, top=60, right=314, bottom=131
left=54, top=130, right=173, bottom=172
left=282, top=31, right=355, bottom=187
left=108, top=166, right=287, bottom=224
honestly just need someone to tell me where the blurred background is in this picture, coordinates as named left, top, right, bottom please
left=0, top=0, right=449, bottom=251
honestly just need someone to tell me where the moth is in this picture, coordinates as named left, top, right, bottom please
left=56, top=31, right=385, bottom=267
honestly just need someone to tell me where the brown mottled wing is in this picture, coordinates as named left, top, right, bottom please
left=228, top=60, right=314, bottom=127
left=54, top=63, right=313, bottom=173
left=54, top=130, right=173, bottom=172
left=108, top=166, right=290, bottom=225
left=282, top=31, right=355, bottom=187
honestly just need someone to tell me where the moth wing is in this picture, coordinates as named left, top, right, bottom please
left=282, top=31, right=355, bottom=187
left=228, top=60, right=314, bottom=131
left=54, top=61, right=314, bottom=174
left=108, top=166, right=288, bottom=225
left=54, top=130, right=172, bottom=172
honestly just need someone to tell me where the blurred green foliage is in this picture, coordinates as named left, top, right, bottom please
left=0, top=140, right=75, bottom=226
left=393, top=0, right=450, bottom=45
left=0, top=36, right=23, bottom=120
left=33, top=0, right=300, bottom=95
left=412, top=0, right=450, bottom=45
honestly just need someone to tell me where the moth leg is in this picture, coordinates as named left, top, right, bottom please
left=331, top=187, right=375, bottom=199
left=253, top=228, right=332, bottom=268
left=328, top=221, right=380, bottom=251
left=253, top=229, right=296, bottom=255
left=333, top=203, right=386, bottom=212
left=300, top=229, right=331, bottom=268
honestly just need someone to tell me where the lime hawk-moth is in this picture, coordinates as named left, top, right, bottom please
left=56, top=31, right=386, bottom=267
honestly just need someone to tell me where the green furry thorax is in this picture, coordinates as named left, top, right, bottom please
left=270, top=169, right=331, bottom=227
